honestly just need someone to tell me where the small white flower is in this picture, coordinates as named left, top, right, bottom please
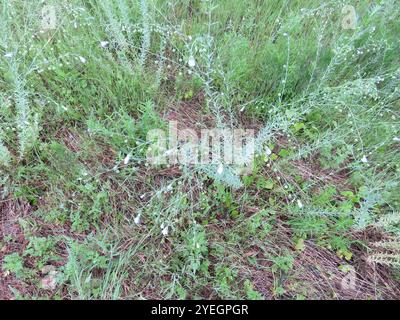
left=161, top=225, right=169, bottom=236
left=188, top=55, right=196, bottom=68
left=217, top=164, right=224, bottom=175
left=265, top=147, right=272, bottom=156
left=393, top=137, right=400, bottom=142
left=100, top=41, right=109, bottom=48
left=361, top=155, right=368, bottom=163
left=140, top=194, right=146, bottom=199
left=134, top=214, right=141, bottom=225
left=166, top=183, right=173, bottom=191
left=123, top=154, right=131, bottom=165
left=79, top=56, right=86, bottom=64
left=297, top=200, right=304, bottom=209
left=4, top=52, right=13, bottom=58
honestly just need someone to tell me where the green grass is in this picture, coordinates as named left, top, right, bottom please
left=0, top=0, right=399, bottom=300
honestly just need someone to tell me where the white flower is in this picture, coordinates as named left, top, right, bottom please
left=217, top=164, right=224, bottom=175
left=188, top=55, right=196, bottom=68
left=297, top=200, right=304, bottom=209
left=166, top=183, right=173, bottom=191
left=161, top=225, right=169, bottom=236
left=79, top=56, right=86, bottom=64
left=393, top=137, right=400, bottom=142
left=123, top=154, right=131, bottom=165
left=100, top=41, right=109, bottom=48
left=265, top=147, right=272, bottom=156
left=4, top=52, right=13, bottom=58
left=134, top=214, right=141, bottom=225
left=361, top=155, right=368, bottom=163
left=140, top=194, right=146, bottom=199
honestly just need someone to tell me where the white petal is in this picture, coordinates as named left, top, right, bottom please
left=79, top=56, right=86, bottom=64
left=393, top=137, right=400, bottom=142
left=123, top=154, right=131, bottom=165
left=100, top=41, right=109, bottom=48
left=265, top=147, right=272, bottom=156
left=188, top=56, right=196, bottom=68
left=4, top=52, right=13, bottom=58
left=161, top=226, right=169, bottom=236
left=297, top=200, right=304, bottom=209
left=217, top=164, right=224, bottom=175
left=361, top=155, right=368, bottom=163
left=134, top=214, right=141, bottom=225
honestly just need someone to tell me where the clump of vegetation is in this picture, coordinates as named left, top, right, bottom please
left=0, top=0, right=399, bottom=300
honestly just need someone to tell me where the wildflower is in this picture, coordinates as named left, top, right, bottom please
left=265, top=147, right=272, bottom=156
left=166, top=183, right=173, bottom=192
left=393, top=137, right=400, bottom=142
left=297, top=200, right=304, bottom=209
left=217, top=164, right=224, bottom=175
left=4, top=52, right=13, bottom=58
left=188, top=55, right=196, bottom=68
left=79, top=56, right=86, bottom=64
left=361, top=155, right=368, bottom=163
left=161, top=225, right=169, bottom=236
left=100, top=41, right=109, bottom=48
left=123, top=154, right=131, bottom=165
left=134, top=214, right=141, bottom=225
